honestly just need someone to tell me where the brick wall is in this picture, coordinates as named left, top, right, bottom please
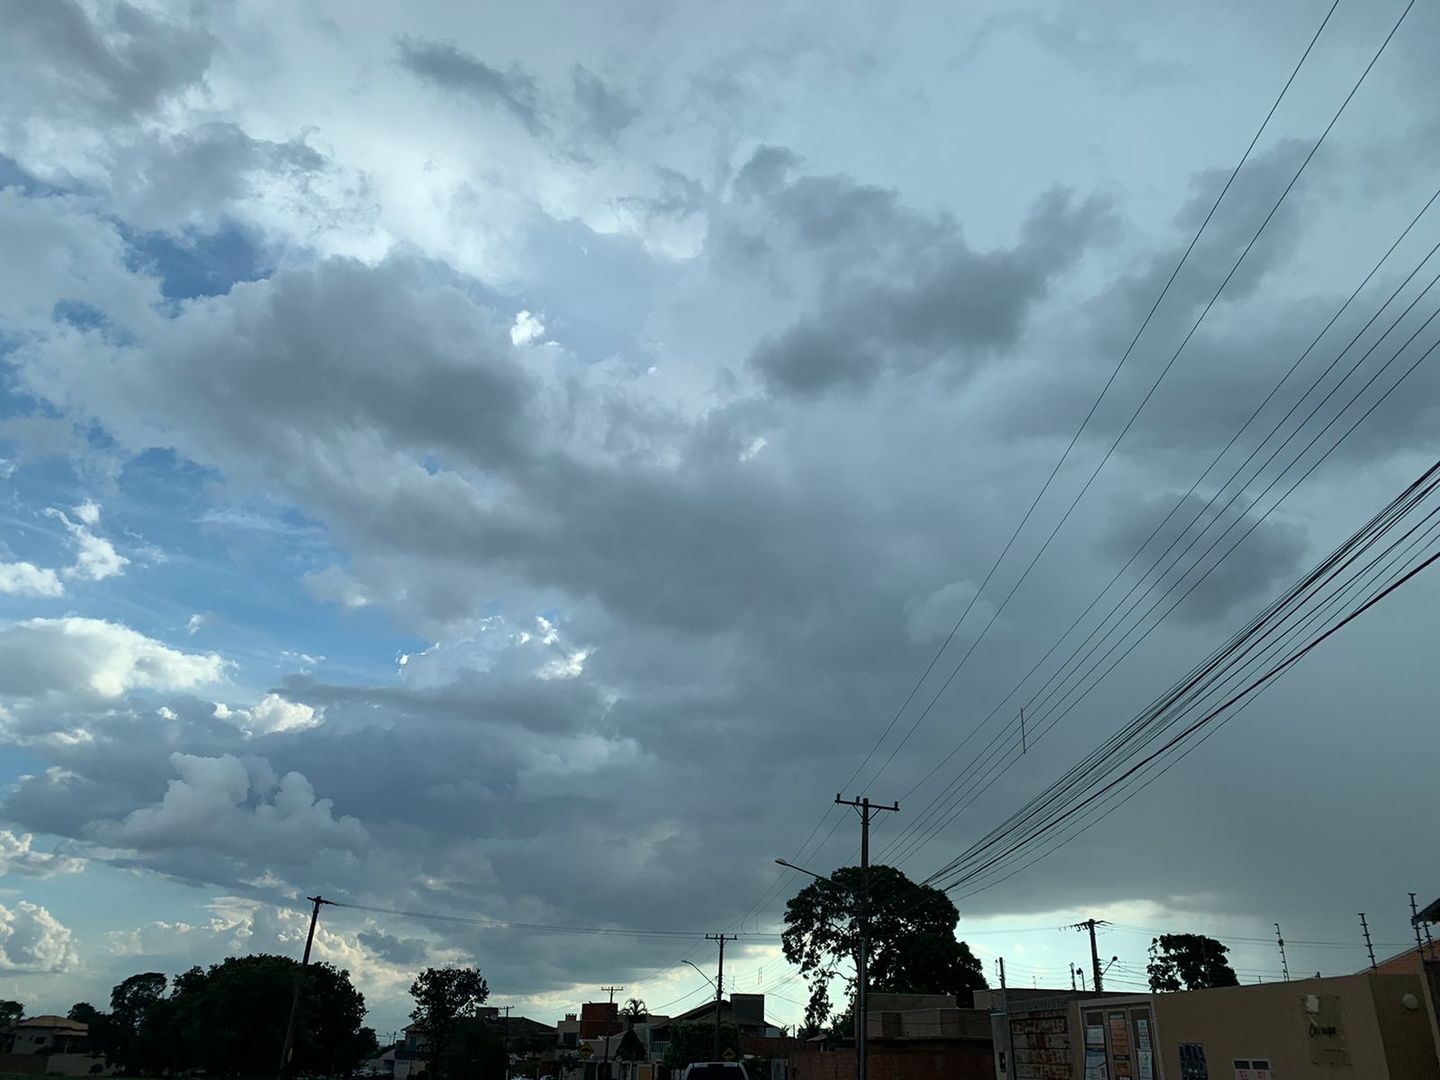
left=790, top=1043, right=994, bottom=1080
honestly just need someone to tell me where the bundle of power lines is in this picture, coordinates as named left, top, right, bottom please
left=922, top=454, right=1440, bottom=898
left=715, top=0, right=1437, bottom=942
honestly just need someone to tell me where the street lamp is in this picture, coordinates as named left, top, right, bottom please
left=774, top=858, right=868, bottom=1080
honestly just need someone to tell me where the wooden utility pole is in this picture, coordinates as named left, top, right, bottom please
left=836, top=794, right=898, bottom=1080
left=704, top=936, right=735, bottom=1060
left=599, top=988, right=623, bottom=1080
left=1069, top=919, right=1109, bottom=993
left=278, top=895, right=331, bottom=1080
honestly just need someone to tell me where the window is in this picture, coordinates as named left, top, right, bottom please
left=1179, top=1043, right=1208, bottom=1080
left=1232, top=1060, right=1272, bottom=1080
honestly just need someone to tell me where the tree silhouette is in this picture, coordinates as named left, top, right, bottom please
left=1147, top=934, right=1240, bottom=992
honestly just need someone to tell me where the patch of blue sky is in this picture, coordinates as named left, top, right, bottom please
left=124, top=219, right=270, bottom=302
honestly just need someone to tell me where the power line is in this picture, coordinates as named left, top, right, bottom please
left=877, top=179, right=1440, bottom=867
left=324, top=899, right=781, bottom=941
left=888, top=244, right=1440, bottom=871
left=928, top=446, right=1440, bottom=887
left=851, top=0, right=1387, bottom=801
left=928, top=460, right=1440, bottom=894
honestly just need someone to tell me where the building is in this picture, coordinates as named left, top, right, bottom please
left=558, top=1013, right=581, bottom=1049
left=1153, top=972, right=1439, bottom=1079
left=788, top=992, right=994, bottom=1080
left=7, top=1017, right=89, bottom=1055
left=580, top=1003, right=622, bottom=1040
left=991, top=972, right=1440, bottom=1079
left=660, top=993, right=783, bottom=1038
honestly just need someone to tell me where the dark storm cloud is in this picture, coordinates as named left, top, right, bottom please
left=0, top=0, right=213, bottom=122
left=396, top=36, right=546, bottom=135
left=1097, top=489, right=1309, bottom=623
left=738, top=147, right=1115, bottom=396
left=357, top=931, right=429, bottom=966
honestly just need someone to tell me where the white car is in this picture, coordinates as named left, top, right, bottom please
left=680, top=1064, right=750, bottom=1080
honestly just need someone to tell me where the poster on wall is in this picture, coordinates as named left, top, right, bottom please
left=1134, top=1016, right=1154, bottom=1080
left=1108, top=1012, right=1133, bottom=1079
left=1085, top=1019, right=1109, bottom=1080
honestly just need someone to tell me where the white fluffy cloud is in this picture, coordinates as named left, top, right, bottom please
left=109, top=753, right=367, bottom=862
left=0, top=829, right=85, bottom=877
left=45, top=503, right=129, bottom=582
left=214, top=694, right=324, bottom=736
left=0, top=900, right=79, bottom=973
left=0, top=617, right=226, bottom=702
left=0, top=561, right=64, bottom=598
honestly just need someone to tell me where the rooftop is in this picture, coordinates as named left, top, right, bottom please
left=14, top=1016, right=88, bottom=1033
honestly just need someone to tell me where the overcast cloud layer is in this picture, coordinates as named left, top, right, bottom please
left=2, top=0, right=1439, bottom=1030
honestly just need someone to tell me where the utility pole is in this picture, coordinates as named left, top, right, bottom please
left=1077, top=966, right=1087, bottom=992
left=278, top=895, right=331, bottom=1080
left=705, top=935, right=735, bottom=1060
left=1069, top=919, right=1109, bottom=993
left=998, top=958, right=1017, bottom=1080
left=1359, top=913, right=1377, bottom=970
left=1410, top=894, right=1427, bottom=957
left=500, top=1006, right=513, bottom=1080
left=599, top=988, right=623, bottom=1080
left=1275, top=923, right=1290, bottom=983
left=1069, top=963, right=1077, bottom=992
left=836, top=793, right=898, bottom=1080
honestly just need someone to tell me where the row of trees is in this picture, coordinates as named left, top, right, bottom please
left=4, top=955, right=376, bottom=1077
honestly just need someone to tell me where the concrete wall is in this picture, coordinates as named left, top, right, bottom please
left=1152, top=972, right=1440, bottom=1080
left=1372, top=972, right=1440, bottom=1079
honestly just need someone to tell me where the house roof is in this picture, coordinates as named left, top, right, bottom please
left=15, top=1016, right=88, bottom=1033
left=668, top=1000, right=781, bottom=1029
left=1416, top=895, right=1440, bottom=924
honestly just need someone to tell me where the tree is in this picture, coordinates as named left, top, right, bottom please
left=440, top=1017, right=507, bottom=1080
left=621, top=998, right=648, bottom=1022
left=109, top=974, right=167, bottom=1074
left=0, top=1000, right=23, bottom=1052
left=663, top=1021, right=739, bottom=1069
left=67, top=1003, right=101, bottom=1026
left=781, top=864, right=987, bottom=1028
left=409, top=966, right=489, bottom=1080
left=163, top=955, right=370, bottom=1078
left=66, top=1004, right=120, bottom=1066
left=1147, top=934, right=1240, bottom=992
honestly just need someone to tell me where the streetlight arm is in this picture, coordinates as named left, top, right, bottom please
left=774, top=857, right=827, bottom=881
left=683, top=960, right=717, bottom=989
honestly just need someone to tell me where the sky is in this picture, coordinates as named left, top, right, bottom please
left=1, top=0, right=1439, bottom=1038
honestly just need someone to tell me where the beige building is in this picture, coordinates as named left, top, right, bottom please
left=992, top=971, right=1440, bottom=1079
left=1152, top=972, right=1438, bottom=1080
